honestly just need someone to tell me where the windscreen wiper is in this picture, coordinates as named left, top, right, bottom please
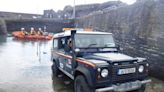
left=86, top=43, right=97, bottom=48
left=103, top=43, right=115, bottom=47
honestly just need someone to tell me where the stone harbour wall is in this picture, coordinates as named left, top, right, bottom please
left=76, top=0, right=164, bottom=80
left=0, top=18, right=7, bottom=35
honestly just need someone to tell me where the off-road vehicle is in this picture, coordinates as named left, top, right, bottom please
left=51, top=29, right=151, bottom=92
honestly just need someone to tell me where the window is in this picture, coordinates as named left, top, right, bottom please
left=53, top=39, right=58, bottom=48
left=75, top=34, right=115, bottom=48
left=56, top=36, right=71, bottom=51
left=58, top=37, right=65, bottom=50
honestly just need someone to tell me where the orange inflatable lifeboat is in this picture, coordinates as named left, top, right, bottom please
left=12, top=31, right=53, bottom=40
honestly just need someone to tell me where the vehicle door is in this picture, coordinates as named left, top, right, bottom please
left=57, top=37, right=67, bottom=71
left=64, top=37, right=73, bottom=75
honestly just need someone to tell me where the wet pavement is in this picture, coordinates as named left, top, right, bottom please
left=145, top=78, right=164, bottom=92
left=0, top=36, right=164, bottom=92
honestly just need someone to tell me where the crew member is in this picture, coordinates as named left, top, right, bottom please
left=30, top=27, right=36, bottom=35
left=21, top=28, right=25, bottom=35
left=37, top=28, right=43, bottom=35
left=66, top=38, right=72, bottom=52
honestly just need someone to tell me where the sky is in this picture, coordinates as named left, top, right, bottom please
left=0, top=0, right=136, bottom=14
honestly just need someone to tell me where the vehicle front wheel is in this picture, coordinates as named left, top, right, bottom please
left=74, top=75, right=95, bottom=92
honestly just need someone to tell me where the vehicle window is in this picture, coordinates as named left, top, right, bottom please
left=75, top=34, right=115, bottom=48
left=53, top=39, right=58, bottom=48
left=65, top=37, right=72, bottom=52
left=58, top=37, right=65, bottom=49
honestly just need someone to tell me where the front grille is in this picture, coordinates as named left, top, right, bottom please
left=111, top=63, right=138, bottom=83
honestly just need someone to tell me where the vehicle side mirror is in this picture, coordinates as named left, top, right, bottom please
left=116, top=45, right=120, bottom=51
left=75, top=48, right=80, bottom=52
left=116, top=45, right=123, bottom=51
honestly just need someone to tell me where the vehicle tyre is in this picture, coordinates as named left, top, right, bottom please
left=52, top=61, right=59, bottom=77
left=130, top=85, right=146, bottom=92
left=74, top=75, right=95, bottom=92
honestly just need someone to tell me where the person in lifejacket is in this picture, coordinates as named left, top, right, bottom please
left=37, top=28, right=43, bottom=35
left=21, top=28, right=28, bottom=35
left=30, top=27, right=36, bottom=35
left=21, top=28, right=25, bottom=35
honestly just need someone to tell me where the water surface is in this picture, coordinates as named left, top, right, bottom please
left=0, top=36, right=72, bottom=92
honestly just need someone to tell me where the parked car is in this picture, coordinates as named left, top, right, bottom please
left=51, top=29, right=151, bottom=92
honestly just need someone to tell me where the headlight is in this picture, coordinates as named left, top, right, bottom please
left=101, top=69, right=108, bottom=78
left=138, top=65, right=144, bottom=73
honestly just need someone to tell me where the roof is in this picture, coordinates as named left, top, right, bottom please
left=54, top=29, right=112, bottom=38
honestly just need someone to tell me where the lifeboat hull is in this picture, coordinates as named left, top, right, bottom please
left=12, top=31, right=53, bottom=40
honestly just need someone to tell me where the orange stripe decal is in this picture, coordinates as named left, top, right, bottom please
left=76, top=59, right=96, bottom=68
left=55, top=52, right=72, bottom=59
left=55, top=52, right=96, bottom=68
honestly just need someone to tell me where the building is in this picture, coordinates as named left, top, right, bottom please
left=43, top=9, right=58, bottom=18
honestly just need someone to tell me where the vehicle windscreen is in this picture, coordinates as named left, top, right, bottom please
left=75, top=34, right=115, bottom=48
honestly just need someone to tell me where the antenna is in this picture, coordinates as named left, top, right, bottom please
left=72, top=0, right=76, bottom=19
left=84, top=0, right=86, bottom=4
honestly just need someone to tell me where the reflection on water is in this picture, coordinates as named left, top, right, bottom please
left=22, top=66, right=51, bottom=78
left=0, top=35, right=7, bottom=45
